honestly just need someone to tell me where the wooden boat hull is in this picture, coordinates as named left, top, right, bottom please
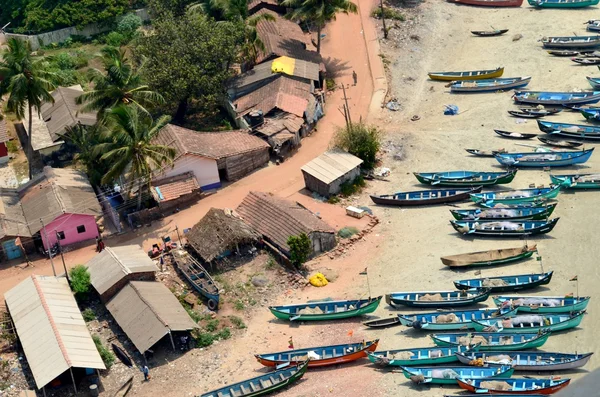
left=456, top=377, right=570, bottom=395
left=399, top=308, right=518, bottom=331
left=550, top=173, right=600, bottom=188
left=472, top=312, right=586, bottom=333
left=112, top=344, right=133, bottom=367
left=572, top=57, right=600, bottom=65
left=453, top=271, right=553, bottom=292
left=449, top=0, right=523, bottom=6
left=537, top=119, right=600, bottom=135
left=470, top=186, right=560, bottom=205
left=401, top=365, right=514, bottom=384
left=494, top=130, right=536, bottom=140
left=508, top=111, right=544, bottom=119
left=542, top=36, right=600, bottom=49
left=451, top=77, right=530, bottom=93
left=431, top=331, right=551, bottom=351
left=387, top=289, right=491, bottom=308
left=493, top=296, right=591, bottom=313
left=514, top=90, right=600, bottom=105
left=370, top=186, right=482, bottom=206
left=579, top=107, right=600, bottom=120
left=172, top=250, right=220, bottom=310
left=495, top=149, right=594, bottom=167
left=450, top=204, right=556, bottom=221
left=587, top=76, right=600, bottom=89
left=429, top=67, right=504, bottom=81
left=451, top=218, right=559, bottom=237
left=537, top=135, right=583, bottom=148
left=113, top=375, right=133, bottom=397
left=414, top=171, right=516, bottom=187
left=363, top=317, right=401, bottom=328
left=529, top=0, right=599, bottom=7
left=441, top=245, right=537, bottom=268
left=367, top=345, right=476, bottom=366
left=269, top=296, right=382, bottom=321
left=465, top=149, right=506, bottom=157
left=456, top=351, right=593, bottom=371
left=472, top=29, right=509, bottom=36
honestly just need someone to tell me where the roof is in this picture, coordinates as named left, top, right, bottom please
left=106, top=281, right=197, bottom=353
left=87, top=246, right=158, bottom=296
left=234, top=75, right=312, bottom=117
left=0, top=189, right=32, bottom=239
left=186, top=208, right=261, bottom=262
left=4, top=276, right=105, bottom=389
left=151, top=172, right=200, bottom=203
left=301, top=149, right=363, bottom=184
left=19, top=167, right=102, bottom=233
left=0, top=117, right=9, bottom=143
left=248, top=0, right=279, bottom=12
left=230, top=57, right=320, bottom=93
left=256, top=114, right=304, bottom=137
left=154, top=125, right=270, bottom=161
left=236, top=191, right=334, bottom=253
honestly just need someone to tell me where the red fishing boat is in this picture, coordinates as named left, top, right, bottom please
left=456, top=377, right=570, bottom=395
left=449, top=0, right=523, bottom=6
left=255, top=340, right=378, bottom=368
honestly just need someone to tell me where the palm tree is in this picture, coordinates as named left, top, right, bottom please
left=76, top=46, right=164, bottom=117
left=0, top=38, right=56, bottom=179
left=242, top=13, right=276, bottom=66
left=60, top=123, right=111, bottom=187
left=100, top=106, right=176, bottom=209
left=283, top=0, right=358, bottom=53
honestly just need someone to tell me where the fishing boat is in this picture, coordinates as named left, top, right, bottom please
left=428, top=67, right=504, bottom=81
left=431, top=331, right=551, bottom=351
left=548, top=50, right=585, bottom=56
left=529, top=0, right=599, bottom=7
left=493, top=295, right=591, bottom=313
left=572, top=57, right=600, bottom=65
left=440, top=245, right=538, bottom=268
left=550, top=173, right=600, bottom=188
left=448, top=0, right=524, bottom=6
left=450, top=204, right=557, bottom=221
left=494, top=148, right=594, bottom=167
left=541, top=35, right=600, bottom=49
left=113, top=375, right=133, bottom=397
left=255, top=340, right=378, bottom=367
left=200, top=360, right=309, bottom=397
left=470, top=185, right=560, bottom=205
left=548, top=129, right=600, bottom=141
left=367, top=345, right=477, bottom=366
left=538, top=119, right=600, bottom=134
left=586, top=76, right=600, bottom=89
left=519, top=107, right=562, bottom=115
left=363, top=316, right=401, bottom=328
left=414, top=170, right=517, bottom=187
left=401, top=365, right=514, bottom=385
left=494, top=130, right=537, bottom=140
left=112, top=344, right=133, bottom=367
left=398, top=308, right=518, bottom=330
left=450, top=77, right=531, bottom=93
left=453, top=272, right=554, bottom=292
left=513, top=90, right=600, bottom=105
left=588, top=20, right=600, bottom=32
left=471, top=311, right=586, bottom=333
left=386, top=288, right=491, bottom=308
left=471, top=29, right=509, bottom=36
left=450, top=219, right=560, bottom=237
left=465, top=148, right=506, bottom=157
left=507, top=110, right=546, bottom=119
left=171, top=249, right=220, bottom=310
left=456, top=377, right=571, bottom=394
left=579, top=107, right=600, bottom=120
left=456, top=351, right=593, bottom=371
left=537, top=135, right=583, bottom=148
left=370, top=186, right=482, bottom=206
left=269, top=296, right=382, bottom=321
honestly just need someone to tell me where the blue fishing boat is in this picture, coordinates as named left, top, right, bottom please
left=457, top=377, right=571, bottom=394
left=586, top=76, right=600, bottom=88
left=456, top=350, right=593, bottom=371
left=414, top=170, right=516, bottom=187
left=550, top=173, right=600, bottom=188
left=471, top=311, right=586, bottom=333
left=370, top=186, right=482, bottom=206
left=478, top=201, right=547, bottom=209
left=398, top=308, right=518, bottom=331
left=494, top=148, right=594, bottom=167
left=537, top=120, right=600, bottom=141
left=453, top=272, right=553, bottom=292
left=493, top=295, right=591, bottom=313
left=256, top=340, right=378, bottom=367
left=450, top=77, right=531, bottom=93
left=450, top=204, right=557, bottom=221
left=579, top=107, right=600, bottom=121
left=386, top=288, right=491, bottom=308
left=172, top=250, right=220, bottom=310
left=367, top=345, right=477, bottom=366
left=430, top=331, right=551, bottom=350
left=450, top=219, right=560, bottom=237
left=541, top=35, right=600, bottom=49
left=470, top=185, right=561, bottom=205
left=401, top=365, right=514, bottom=385
left=269, top=296, right=382, bottom=321
left=513, top=90, right=600, bottom=105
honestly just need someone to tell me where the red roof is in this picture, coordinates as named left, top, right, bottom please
left=152, top=173, right=200, bottom=202
left=233, top=75, right=311, bottom=117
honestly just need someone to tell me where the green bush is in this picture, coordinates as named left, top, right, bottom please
left=69, top=265, right=91, bottom=300
left=371, top=7, right=405, bottom=21
left=117, top=13, right=142, bottom=39
left=205, top=319, right=219, bottom=332
left=216, top=327, right=231, bottom=340
left=287, top=233, right=312, bottom=267
left=82, top=308, right=96, bottom=322
left=234, top=299, right=245, bottom=311
left=340, top=175, right=366, bottom=197
left=6, top=141, right=19, bottom=153
left=92, top=335, right=115, bottom=368
left=326, top=78, right=336, bottom=91
left=105, top=31, right=126, bottom=47
left=195, top=331, right=215, bottom=347
left=333, top=123, right=382, bottom=170
left=338, top=226, right=360, bottom=239
left=229, top=316, right=246, bottom=329
left=54, top=53, right=76, bottom=70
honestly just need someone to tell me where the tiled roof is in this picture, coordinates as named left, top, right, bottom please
left=0, top=118, right=9, bottom=143
left=248, top=0, right=279, bottom=12
left=0, top=189, right=31, bottom=239
left=301, top=149, right=363, bottom=184
left=234, top=75, right=311, bottom=117
left=236, top=191, right=334, bottom=254
left=256, top=114, right=304, bottom=137
left=154, top=125, right=270, bottom=161
left=151, top=172, right=200, bottom=202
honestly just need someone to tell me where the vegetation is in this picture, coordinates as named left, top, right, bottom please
left=333, top=123, right=382, bottom=170
left=234, top=299, right=246, bottom=311
left=82, top=308, right=96, bottom=322
left=216, top=327, right=231, bottom=340
left=338, top=226, right=359, bottom=239
left=60, top=123, right=111, bottom=187
left=92, top=335, right=116, bottom=368
left=205, top=319, right=220, bottom=332
left=229, top=315, right=246, bottom=329
left=325, top=78, right=336, bottom=91
left=287, top=233, right=312, bottom=267
left=340, top=175, right=365, bottom=196
left=371, top=7, right=405, bottom=21
left=69, top=265, right=91, bottom=300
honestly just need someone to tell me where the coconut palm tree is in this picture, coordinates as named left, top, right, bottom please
left=0, top=38, right=56, bottom=179
left=60, top=123, right=111, bottom=187
left=283, top=0, right=358, bottom=53
left=76, top=46, right=164, bottom=117
left=242, top=13, right=276, bottom=66
left=100, top=105, right=176, bottom=209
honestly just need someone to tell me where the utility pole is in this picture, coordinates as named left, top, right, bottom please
left=40, top=218, right=56, bottom=277
left=341, top=84, right=352, bottom=128
left=380, top=0, right=388, bottom=39
left=56, top=231, right=69, bottom=283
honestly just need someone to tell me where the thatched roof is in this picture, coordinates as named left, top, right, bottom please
left=186, top=208, right=261, bottom=262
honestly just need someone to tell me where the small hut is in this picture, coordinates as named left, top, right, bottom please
left=186, top=208, right=261, bottom=263
left=301, top=149, right=363, bottom=197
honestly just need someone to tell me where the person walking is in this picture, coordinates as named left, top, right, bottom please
left=352, top=70, right=357, bottom=86
left=142, top=365, right=150, bottom=381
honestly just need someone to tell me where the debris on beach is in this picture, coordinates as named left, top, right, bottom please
left=386, top=100, right=401, bottom=111
left=444, top=105, right=459, bottom=115
left=512, top=34, right=523, bottom=41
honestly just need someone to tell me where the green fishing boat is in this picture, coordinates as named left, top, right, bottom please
left=401, top=365, right=514, bottom=385
left=470, top=185, right=560, bottom=205
left=367, top=345, right=478, bottom=367
left=528, top=0, right=599, bottom=8
left=413, top=170, right=517, bottom=187
left=430, top=331, right=551, bottom=351
left=440, top=245, right=537, bottom=268
left=471, top=311, right=586, bottom=333
left=493, top=295, right=591, bottom=313
left=269, top=296, right=382, bottom=321
left=550, top=174, right=600, bottom=189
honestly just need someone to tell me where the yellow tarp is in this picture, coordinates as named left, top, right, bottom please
left=271, top=56, right=296, bottom=76
left=309, top=273, right=328, bottom=287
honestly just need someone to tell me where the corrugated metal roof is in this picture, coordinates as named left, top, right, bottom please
left=4, top=276, right=105, bottom=389
left=106, top=282, right=197, bottom=353
left=87, top=246, right=158, bottom=296
left=301, top=149, right=363, bottom=184
left=0, top=118, right=9, bottom=143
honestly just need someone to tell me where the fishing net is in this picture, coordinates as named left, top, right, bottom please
left=483, top=279, right=509, bottom=287
left=410, top=375, right=425, bottom=384
left=389, top=351, right=414, bottom=360
left=309, top=273, right=328, bottom=287
left=420, top=293, right=443, bottom=301
left=480, top=381, right=512, bottom=391
left=436, top=313, right=459, bottom=323
left=298, top=306, right=324, bottom=315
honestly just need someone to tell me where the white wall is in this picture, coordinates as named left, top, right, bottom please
left=158, top=155, right=221, bottom=190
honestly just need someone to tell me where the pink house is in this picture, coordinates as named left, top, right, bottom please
left=19, top=167, right=102, bottom=250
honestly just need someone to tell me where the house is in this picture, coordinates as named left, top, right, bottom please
left=248, top=0, right=286, bottom=15
left=236, top=191, right=336, bottom=258
left=0, top=117, right=10, bottom=164
left=106, top=281, right=197, bottom=354
left=301, top=149, right=364, bottom=197
left=186, top=208, right=261, bottom=263
left=151, top=172, right=201, bottom=210
left=19, top=166, right=102, bottom=251
left=0, top=189, right=35, bottom=261
left=153, top=124, right=270, bottom=189
left=22, top=85, right=97, bottom=156
left=86, top=245, right=158, bottom=302
left=5, top=276, right=105, bottom=393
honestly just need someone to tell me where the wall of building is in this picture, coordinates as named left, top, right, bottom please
left=221, top=149, right=269, bottom=181
left=158, top=155, right=221, bottom=190
left=302, top=166, right=361, bottom=197
left=309, top=231, right=337, bottom=255
left=40, top=213, right=99, bottom=250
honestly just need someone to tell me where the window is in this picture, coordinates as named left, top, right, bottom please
left=57, top=231, right=65, bottom=240
left=76, top=225, right=86, bottom=234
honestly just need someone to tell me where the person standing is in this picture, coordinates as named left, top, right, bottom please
left=142, top=365, right=150, bottom=381
left=352, top=70, right=357, bottom=86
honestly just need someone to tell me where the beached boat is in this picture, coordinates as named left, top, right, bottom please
left=401, top=365, right=514, bottom=385
left=538, top=119, right=600, bottom=134
left=450, top=77, right=531, bottom=93
left=428, top=67, right=504, bottom=81
left=431, top=331, right=551, bottom=351
left=494, top=149, right=594, bottom=167
left=112, top=344, right=133, bottom=368
left=456, top=377, right=570, bottom=394
left=549, top=129, right=600, bottom=141
left=541, top=35, right=600, bottom=49
left=255, top=340, right=378, bottom=367
left=450, top=219, right=560, bottom=237
left=513, top=90, right=600, bottom=105
left=508, top=110, right=545, bottom=119
left=530, top=0, right=599, bottom=7
left=363, top=316, right=401, bottom=328
left=471, top=29, right=509, bottom=36
left=470, top=185, right=560, bottom=205
left=572, top=57, right=600, bottom=65
left=550, top=173, right=600, bottom=188
left=537, top=135, right=583, bottom=148
left=269, top=296, right=381, bottom=321
left=579, top=107, right=600, bottom=120
left=450, top=204, right=557, bottom=221
left=471, top=311, right=586, bottom=333
left=370, top=186, right=482, bottom=206
left=200, top=360, right=309, bottom=397
left=465, top=148, right=506, bottom=157
left=456, top=350, right=593, bottom=371
left=586, top=76, right=600, bottom=89
left=453, top=272, right=553, bottom=292
left=113, top=375, right=133, bottom=397
left=519, top=107, right=562, bottom=115
left=386, top=289, right=491, bottom=308
left=414, top=170, right=516, bottom=187
left=449, top=0, right=524, bottom=6
left=440, top=245, right=538, bottom=268
left=171, top=249, right=220, bottom=310
left=367, top=345, right=477, bottom=366
left=398, top=308, right=518, bottom=330
left=494, top=130, right=537, bottom=140
left=493, top=295, right=591, bottom=313
left=548, top=50, right=585, bottom=56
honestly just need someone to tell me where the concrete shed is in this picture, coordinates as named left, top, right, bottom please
left=301, top=149, right=363, bottom=197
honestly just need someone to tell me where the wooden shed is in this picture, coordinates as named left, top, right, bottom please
left=301, top=149, right=363, bottom=197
